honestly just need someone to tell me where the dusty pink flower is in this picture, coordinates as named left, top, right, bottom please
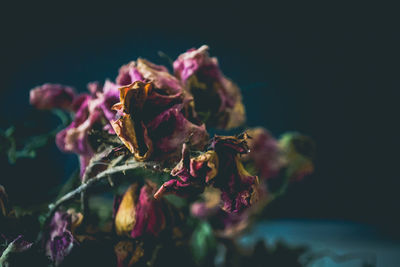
left=114, top=181, right=167, bottom=238
left=29, top=84, right=76, bottom=110
left=111, top=81, right=208, bottom=162
left=242, top=127, right=282, bottom=180
left=52, top=81, right=120, bottom=176
left=45, top=209, right=83, bottom=266
left=174, top=45, right=245, bottom=129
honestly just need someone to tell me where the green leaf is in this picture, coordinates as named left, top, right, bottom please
left=190, top=221, right=216, bottom=264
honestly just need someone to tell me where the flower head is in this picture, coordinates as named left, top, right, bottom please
left=174, top=45, right=245, bottom=129
left=210, top=134, right=259, bottom=213
left=45, top=209, right=83, bottom=266
left=242, top=128, right=282, bottom=180
left=279, top=132, right=316, bottom=181
left=114, top=181, right=167, bottom=238
left=154, top=143, right=218, bottom=199
left=111, top=80, right=208, bottom=162
left=29, top=84, right=76, bottom=110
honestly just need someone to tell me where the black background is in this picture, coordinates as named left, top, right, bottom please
left=1, top=2, right=399, bottom=236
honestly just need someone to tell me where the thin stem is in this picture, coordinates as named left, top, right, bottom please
left=48, top=161, right=157, bottom=213
left=36, top=160, right=161, bottom=243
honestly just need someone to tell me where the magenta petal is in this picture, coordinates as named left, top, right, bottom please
left=146, top=104, right=208, bottom=158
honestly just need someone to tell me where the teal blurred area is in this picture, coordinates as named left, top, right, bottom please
left=240, top=220, right=400, bottom=267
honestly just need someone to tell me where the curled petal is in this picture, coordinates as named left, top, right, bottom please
left=114, top=81, right=152, bottom=115
left=29, top=83, right=76, bottom=110
left=115, top=183, right=139, bottom=236
left=111, top=115, right=153, bottom=161
left=116, top=59, right=183, bottom=95
left=154, top=144, right=218, bottom=199
left=136, top=58, right=183, bottom=95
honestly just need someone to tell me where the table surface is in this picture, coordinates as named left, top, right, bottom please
left=239, top=220, right=400, bottom=267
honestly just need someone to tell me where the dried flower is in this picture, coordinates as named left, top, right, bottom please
left=45, top=209, right=83, bottom=266
left=29, top=84, right=76, bottom=110
left=54, top=81, right=120, bottom=176
left=242, top=127, right=282, bottom=180
left=157, top=133, right=259, bottom=214
left=115, top=181, right=167, bottom=238
left=279, top=132, right=316, bottom=181
left=154, top=143, right=218, bottom=199
left=210, top=134, right=259, bottom=213
left=174, top=45, right=245, bottom=129
left=111, top=81, right=208, bottom=162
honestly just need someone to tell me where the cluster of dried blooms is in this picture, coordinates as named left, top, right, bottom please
left=1, top=46, right=315, bottom=267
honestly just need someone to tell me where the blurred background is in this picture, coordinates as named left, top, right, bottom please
left=0, top=2, right=399, bottom=266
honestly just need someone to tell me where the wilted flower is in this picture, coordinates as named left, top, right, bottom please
left=157, top=133, right=258, bottom=214
left=154, top=143, right=219, bottom=199
left=174, top=45, right=245, bottom=129
left=210, top=134, right=259, bottom=213
left=29, top=84, right=76, bottom=110
left=279, top=132, right=315, bottom=181
left=242, top=127, right=282, bottom=180
left=114, top=181, right=167, bottom=238
left=51, top=81, right=120, bottom=176
left=111, top=80, right=208, bottom=162
left=45, top=209, right=83, bottom=266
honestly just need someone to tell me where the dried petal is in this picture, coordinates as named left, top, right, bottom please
left=115, top=183, right=139, bottom=236
left=154, top=144, right=218, bottom=199
left=117, top=58, right=183, bottom=94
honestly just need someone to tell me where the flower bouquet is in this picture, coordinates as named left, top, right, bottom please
left=0, top=45, right=317, bottom=267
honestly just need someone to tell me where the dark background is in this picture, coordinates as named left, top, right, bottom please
left=1, top=2, right=399, bottom=235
